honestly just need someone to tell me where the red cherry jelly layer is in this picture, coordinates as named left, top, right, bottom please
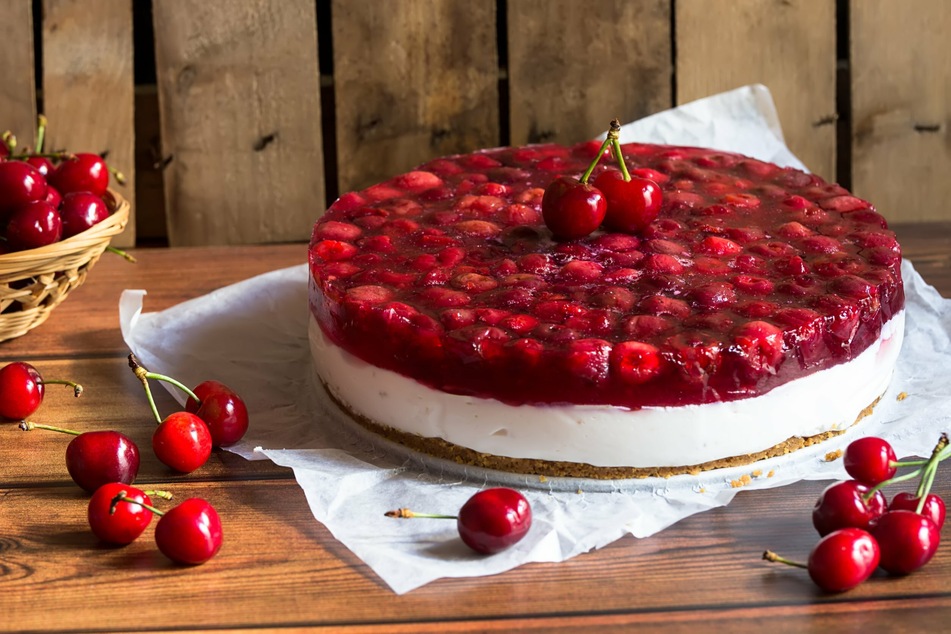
left=309, top=142, right=903, bottom=408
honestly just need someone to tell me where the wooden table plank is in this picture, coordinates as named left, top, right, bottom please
left=507, top=0, right=672, bottom=145
left=0, top=0, right=36, bottom=146
left=676, top=0, right=837, bottom=181
left=152, top=0, right=324, bottom=245
left=42, top=0, right=136, bottom=247
left=851, top=0, right=951, bottom=223
left=1, top=231, right=949, bottom=631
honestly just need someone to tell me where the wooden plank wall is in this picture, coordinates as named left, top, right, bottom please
left=1, top=0, right=949, bottom=247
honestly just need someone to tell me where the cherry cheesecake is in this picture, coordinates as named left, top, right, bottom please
left=308, top=141, right=904, bottom=479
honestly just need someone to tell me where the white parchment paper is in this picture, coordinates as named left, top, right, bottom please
left=119, top=85, right=951, bottom=594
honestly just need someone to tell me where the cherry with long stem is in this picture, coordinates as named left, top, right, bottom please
left=128, top=354, right=211, bottom=473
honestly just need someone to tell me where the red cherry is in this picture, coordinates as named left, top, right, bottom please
left=26, top=156, right=54, bottom=177
left=154, top=498, right=223, bottom=564
left=152, top=411, right=213, bottom=474
left=185, top=380, right=249, bottom=447
left=5, top=200, right=63, bottom=250
left=49, top=152, right=110, bottom=196
left=60, top=191, right=109, bottom=238
left=19, top=422, right=139, bottom=492
left=45, top=185, right=62, bottom=209
left=0, top=362, right=46, bottom=420
left=0, top=361, right=82, bottom=420
left=542, top=176, right=606, bottom=240
left=843, top=436, right=897, bottom=485
left=457, top=487, right=532, bottom=554
left=889, top=492, right=946, bottom=529
left=812, top=480, right=887, bottom=536
left=87, top=483, right=155, bottom=545
left=594, top=169, right=663, bottom=233
left=872, top=510, right=940, bottom=575
left=807, top=528, right=881, bottom=592
left=0, top=160, right=47, bottom=219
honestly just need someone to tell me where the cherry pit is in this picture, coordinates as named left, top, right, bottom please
left=765, top=433, right=949, bottom=592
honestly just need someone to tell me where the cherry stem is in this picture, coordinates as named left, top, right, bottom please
left=106, top=246, right=137, bottom=263
left=110, top=492, right=165, bottom=517
left=128, top=354, right=200, bottom=423
left=35, top=114, right=47, bottom=154
left=762, top=550, right=807, bottom=569
left=384, top=508, right=457, bottom=520
left=606, top=119, right=632, bottom=182
left=865, top=467, right=923, bottom=501
left=143, top=490, right=174, bottom=500
left=109, top=166, right=127, bottom=186
left=579, top=136, right=612, bottom=185
left=891, top=459, right=927, bottom=467
left=914, top=433, right=949, bottom=511
left=18, top=421, right=81, bottom=436
left=2, top=131, right=16, bottom=153
left=38, top=378, right=84, bottom=398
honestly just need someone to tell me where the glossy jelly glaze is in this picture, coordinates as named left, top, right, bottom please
left=309, top=142, right=904, bottom=409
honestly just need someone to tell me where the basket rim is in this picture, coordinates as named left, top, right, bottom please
left=0, top=188, right=130, bottom=263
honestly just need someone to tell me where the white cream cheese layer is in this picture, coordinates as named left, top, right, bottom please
left=309, top=312, right=904, bottom=468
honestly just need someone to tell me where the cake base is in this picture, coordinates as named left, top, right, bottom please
left=322, top=377, right=882, bottom=480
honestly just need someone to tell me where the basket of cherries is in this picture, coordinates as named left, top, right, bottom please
left=0, top=116, right=130, bottom=342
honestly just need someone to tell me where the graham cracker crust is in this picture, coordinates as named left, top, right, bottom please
left=325, top=383, right=882, bottom=480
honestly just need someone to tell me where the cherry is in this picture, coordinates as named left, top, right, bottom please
left=44, top=185, right=62, bottom=209
left=0, top=160, right=47, bottom=219
left=385, top=487, right=532, bottom=554
left=594, top=169, right=663, bottom=233
left=542, top=176, right=606, bottom=240
left=812, top=480, right=886, bottom=536
left=49, top=152, right=110, bottom=197
left=5, top=200, right=63, bottom=250
left=765, top=527, right=880, bottom=593
left=844, top=436, right=897, bottom=485
left=155, top=498, right=224, bottom=564
left=0, top=361, right=83, bottom=420
left=60, top=191, right=109, bottom=238
left=872, top=510, right=940, bottom=575
left=87, top=483, right=170, bottom=545
left=129, top=355, right=212, bottom=473
left=112, top=494, right=223, bottom=564
left=19, top=421, right=140, bottom=492
left=26, top=156, right=54, bottom=178
left=152, top=411, right=212, bottom=473
left=889, top=492, right=946, bottom=530
left=184, top=380, right=249, bottom=447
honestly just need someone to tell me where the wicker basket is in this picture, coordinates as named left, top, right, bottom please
left=0, top=189, right=130, bottom=342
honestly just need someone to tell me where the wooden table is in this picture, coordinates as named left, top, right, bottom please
left=3, top=224, right=951, bottom=632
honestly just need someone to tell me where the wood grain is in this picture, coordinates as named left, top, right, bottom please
left=152, top=0, right=324, bottom=246
left=0, top=0, right=36, bottom=146
left=676, top=0, right=836, bottom=180
left=851, top=0, right=951, bottom=223
left=507, top=0, right=672, bottom=145
left=1, top=237, right=949, bottom=631
left=42, top=0, right=136, bottom=247
left=331, top=0, right=499, bottom=193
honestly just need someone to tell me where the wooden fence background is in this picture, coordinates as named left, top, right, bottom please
left=0, top=0, right=948, bottom=248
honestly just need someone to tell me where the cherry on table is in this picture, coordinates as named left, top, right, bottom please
left=812, top=479, right=887, bottom=536
left=0, top=361, right=83, bottom=420
left=184, top=380, right=249, bottom=447
left=385, top=487, right=532, bottom=555
left=154, top=497, right=223, bottom=564
left=19, top=421, right=140, bottom=493
left=87, top=482, right=167, bottom=545
left=888, top=492, right=946, bottom=530
left=873, top=509, right=941, bottom=575
left=764, top=527, right=880, bottom=593
left=843, top=436, right=897, bottom=485
left=152, top=411, right=213, bottom=474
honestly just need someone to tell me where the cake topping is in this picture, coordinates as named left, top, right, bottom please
left=310, top=141, right=903, bottom=409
